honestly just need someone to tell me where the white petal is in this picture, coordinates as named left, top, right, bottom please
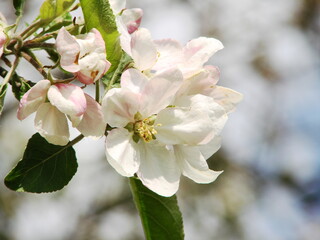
left=153, top=38, right=183, bottom=72
left=17, top=80, right=51, bottom=120
left=174, top=94, right=228, bottom=142
left=198, top=136, right=222, bottom=160
left=102, top=88, right=140, bottom=127
left=210, top=86, right=243, bottom=113
left=174, top=145, right=222, bottom=183
left=48, top=84, right=87, bottom=118
left=34, top=103, right=69, bottom=146
left=121, top=8, right=143, bottom=34
left=137, top=142, right=180, bottom=197
left=116, top=16, right=132, bottom=55
left=140, top=68, right=183, bottom=116
left=77, top=94, right=105, bottom=138
left=183, top=37, right=224, bottom=70
left=56, top=27, right=80, bottom=73
left=105, top=128, right=140, bottom=177
left=109, top=0, right=126, bottom=14
left=155, top=107, right=215, bottom=145
left=131, top=28, right=157, bottom=71
left=120, top=68, right=149, bottom=94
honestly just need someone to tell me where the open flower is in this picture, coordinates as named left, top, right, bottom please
left=56, top=28, right=111, bottom=85
left=102, top=68, right=227, bottom=196
left=17, top=80, right=105, bottom=145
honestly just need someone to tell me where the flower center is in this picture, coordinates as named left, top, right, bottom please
left=134, top=117, right=157, bottom=142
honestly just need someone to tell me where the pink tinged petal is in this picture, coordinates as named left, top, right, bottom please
left=109, top=0, right=126, bottom=14
left=90, top=28, right=106, bottom=49
left=76, top=71, right=95, bottom=85
left=137, top=142, right=180, bottom=197
left=34, top=103, right=69, bottom=146
left=105, top=128, right=140, bottom=177
left=155, top=107, right=216, bottom=145
left=131, top=28, right=158, bottom=71
left=17, top=80, right=51, bottom=120
left=121, top=8, right=143, bottom=34
left=76, top=94, right=105, bottom=138
left=153, top=39, right=183, bottom=72
left=47, top=84, right=87, bottom=119
left=209, top=86, right=243, bottom=113
left=56, top=27, right=80, bottom=73
left=120, top=68, right=149, bottom=94
left=174, top=145, right=223, bottom=184
left=140, top=68, right=183, bottom=116
left=102, top=88, right=140, bottom=127
left=183, top=37, right=224, bottom=69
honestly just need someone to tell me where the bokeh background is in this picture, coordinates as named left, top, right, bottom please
left=1, top=0, right=320, bottom=239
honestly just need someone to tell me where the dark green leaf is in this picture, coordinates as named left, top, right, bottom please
left=39, top=0, right=75, bottom=23
left=10, top=74, right=33, bottom=100
left=80, top=0, right=122, bottom=72
left=129, top=178, right=184, bottom=240
left=5, top=133, right=78, bottom=193
left=13, top=0, right=25, bottom=17
left=0, top=84, right=7, bottom=115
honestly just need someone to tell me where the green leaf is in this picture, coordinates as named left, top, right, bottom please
left=129, top=178, right=184, bottom=240
left=0, top=84, right=7, bottom=115
left=5, top=133, right=78, bottom=193
left=39, top=0, right=75, bottom=23
left=10, top=74, right=33, bottom=100
left=80, top=0, right=122, bottom=72
left=13, top=0, right=25, bottom=17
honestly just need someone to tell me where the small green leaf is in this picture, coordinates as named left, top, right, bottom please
left=80, top=0, right=122, bottom=72
left=39, top=0, right=75, bottom=23
left=13, top=0, right=25, bottom=17
left=5, top=133, right=78, bottom=193
left=0, top=84, right=7, bottom=115
left=129, top=178, right=185, bottom=240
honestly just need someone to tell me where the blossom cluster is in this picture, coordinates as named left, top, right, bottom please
left=16, top=0, right=242, bottom=196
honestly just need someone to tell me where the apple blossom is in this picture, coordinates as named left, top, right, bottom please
left=17, top=80, right=105, bottom=145
left=56, top=28, right=111, bottom=85
left=102, top=68, right=227, bottom=196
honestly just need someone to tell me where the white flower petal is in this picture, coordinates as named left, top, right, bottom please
left=210, top=86, right=243, bottom=113
left=155, top=107, right=215, bottom=145
left=102, top=88, right=140, bottom=127
left=34, top=103, right=69, bottom=146
left=109, top=0, right=126, bottom=14
left=77, top=94, right=105, bottom=138
left=137, top=142, right=180, bottom=197
left=120, top=68, right=149, bottom=94
left=48, top=84, right=87, bottom=118
left=105, top=128, right=140, bottom=177
left=17, top=80, right=51, bottom=120
left=116, top=16, right=132, bottom=55
left=56, top=27, right=80, bottom=73
left=121, top=8, right=143, bottom=34
left=174, top=145, right=223, bottom=183
left=140, top=68, right=183, bottom=117
left=183, top=37, right=224, bottom=70
left=131, top=28, right=157, bottom=71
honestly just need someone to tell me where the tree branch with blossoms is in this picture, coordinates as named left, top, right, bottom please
left=0, top=0, right=242, bottom=239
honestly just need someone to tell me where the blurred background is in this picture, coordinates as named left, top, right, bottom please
left=1, top=0, right=320, bottom=239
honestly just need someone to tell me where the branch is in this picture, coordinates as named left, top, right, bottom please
left=20, top=51, right=48, bottom=79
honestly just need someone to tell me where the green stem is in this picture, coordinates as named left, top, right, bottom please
left=23, top=42, right=55, bottom=49
left=0, top=55, right=20, bottom=93
left=20, top=20, right=43, bottom=40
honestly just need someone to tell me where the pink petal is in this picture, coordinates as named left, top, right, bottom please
left=34, top=103, right=69, bottom=146
left=47, top=83, right=87, bottom=119
left=17, top=80, right=51, bottom=120
left=121, top=8, right=143, bottom=34
left=56, top=27, right=81, bottom=73
left=120, top=68, right=149, bottom=94
left=76, top=94, right=106, bottom=138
